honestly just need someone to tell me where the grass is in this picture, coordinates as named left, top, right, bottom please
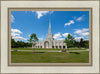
left=11, top=48, right=35, bottom=50
left=11, top=47, right=87, bottom=51
left=11, top=49, right=89, bottom=63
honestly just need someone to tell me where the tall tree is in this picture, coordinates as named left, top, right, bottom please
left=28, top=33, right=38, bottom=48
left=84, top=40, right=89, bottom=48
left=64, top=34, right=75, bottom=48
left=80, top=38, right=84, bottom=47
left=11, top=38, right=17, bottom=48
left=74, top=41, right=80, bottom=48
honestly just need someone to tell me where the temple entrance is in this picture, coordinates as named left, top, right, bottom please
left=63, top=46, right=65, bottom=48
left=52, top=46, right=54, bottom=48
left=44, top=41, right=49, bottom=48
left=59, top=46, right=61, bottom=48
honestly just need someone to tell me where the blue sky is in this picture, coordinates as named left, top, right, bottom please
left=11, top=11, right=89, bottom=42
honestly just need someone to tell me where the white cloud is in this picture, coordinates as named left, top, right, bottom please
left=75, top=37, right=89, bottom=42
left=12, top=37, right=27, bottom=42
left=74, top=35, right=77, bottom=37
left=38, top=35, right=45, bottom=41
left=38, top=38, right=43, bottom=41
left=74, top=28, right=89, bottom=37
left=81, top=32, right=89, bottom=36
left=11, top=14, right=15, bottom=23
left=65, top=20, right=75, bottom=26
left=74, top=30, right=82, bottom=34
left=82, top=28, right=89, bottom=32
left=53, top=32, right=72, bottom=40
left=76, top=15, right=85, bottom=21
left=11, top=33, right=20, bottom=37
left=74, top=28, right=89, bottom=41
left=53, top=32, right=62, bottom=39
left=35, top=11, right=54, bottom=19
left=11, top=29, right=27, bottom=42
left=35, top=11, right=49, bottom=19
left=11, top=29, right=22, bottom=34
left=57, top=38, right=64, bottom=40
left=74, top=37, right=84, bottom=42
left=62, top=33, right=69, bottom=37
left=38, top=38, right=44, bottom=41
left=28, top=34, right=30, bottom=37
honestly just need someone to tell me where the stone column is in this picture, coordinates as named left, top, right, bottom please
left=42, top=42, right=44, bottom=48
left=58, top=45, right=59, bottom=49
left=62, top=46, right=63, bottom=49
left=54, top=46, right=56, bottom=49
left=58, top=43, right=60, bottom=49
left=66, top=46, right=67, bottom=49
left=54, top=42, right=56, bottom=49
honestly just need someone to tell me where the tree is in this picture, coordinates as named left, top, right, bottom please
left=64, top=34, right=75, bottom=48
left=11, top=38, right=17, bottom=48
left=80, top=38, right=85, bottom=47
left=74, top=41, right=80, bottom=48
left=84, top=40, right=89, bottom=48
left=28, top=33, right=38, bottom=48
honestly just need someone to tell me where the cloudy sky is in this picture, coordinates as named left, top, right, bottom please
left=11, top=11, right=89, bottom=42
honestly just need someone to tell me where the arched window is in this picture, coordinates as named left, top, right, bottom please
left=63, top=46, right=65, bottom=48
left=52, top=46, right=54, bottom=48
left=59, top=46, right=61, bottom=48
left=44, top=41, right=49, bottom=48
left=56, top=46, right=58, bottom=48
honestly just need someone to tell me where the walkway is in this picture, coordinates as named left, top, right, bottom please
left=11, top=49, right=89, bottom=52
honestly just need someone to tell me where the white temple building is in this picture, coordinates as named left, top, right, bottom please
left=34, top=20, right=67, bottom=49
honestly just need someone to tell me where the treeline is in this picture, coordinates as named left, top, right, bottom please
left=11, top=33, right=89, bottom=48
left=11, top=38, right=32, bottom=48
left=74, top=39, right=89, bottom=48
left=64, top=34, right=89, bottom=48
left=11, top=33, right=38, bottom=48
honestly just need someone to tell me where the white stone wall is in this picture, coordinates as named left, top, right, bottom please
left=34, top=40, right=67, bottom=49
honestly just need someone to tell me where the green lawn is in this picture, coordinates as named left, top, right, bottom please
left=11, top=48, right=89, bottom=63
left=11, top=47, right=87, bottom=50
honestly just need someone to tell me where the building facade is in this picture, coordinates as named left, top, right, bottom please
left=34, top=20, right=67, bottom=49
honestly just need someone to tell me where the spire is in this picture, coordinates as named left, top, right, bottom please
left=49, top=19, right=51, bottom=34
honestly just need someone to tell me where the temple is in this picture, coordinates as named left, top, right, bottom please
left=34, top=20, right=67, bottom=49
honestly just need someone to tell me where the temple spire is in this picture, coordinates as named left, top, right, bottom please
left=49, top=19, right=51, bottom=34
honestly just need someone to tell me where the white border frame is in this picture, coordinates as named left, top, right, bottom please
left=1, top=1, right=99, bottom=73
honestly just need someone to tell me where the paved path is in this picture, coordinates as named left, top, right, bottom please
left=68, top=49, right=89, bottom=52
left=11, top=49, right=89, bottom=52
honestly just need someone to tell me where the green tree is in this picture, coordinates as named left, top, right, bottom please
left=84, top=40, right=89, bottom=48
left=80, top=38, right=84, bottom=47
left=11, top=37, right=19, bottom=48
left=64, top=34, right=75, bottom=48
left=28, top=33, right=38, bottom=48
left=11, top=37, right=33, bottom=48
left=74, top=41, right=80, bottom=48
left=11, top=38, right=16, bottom=48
